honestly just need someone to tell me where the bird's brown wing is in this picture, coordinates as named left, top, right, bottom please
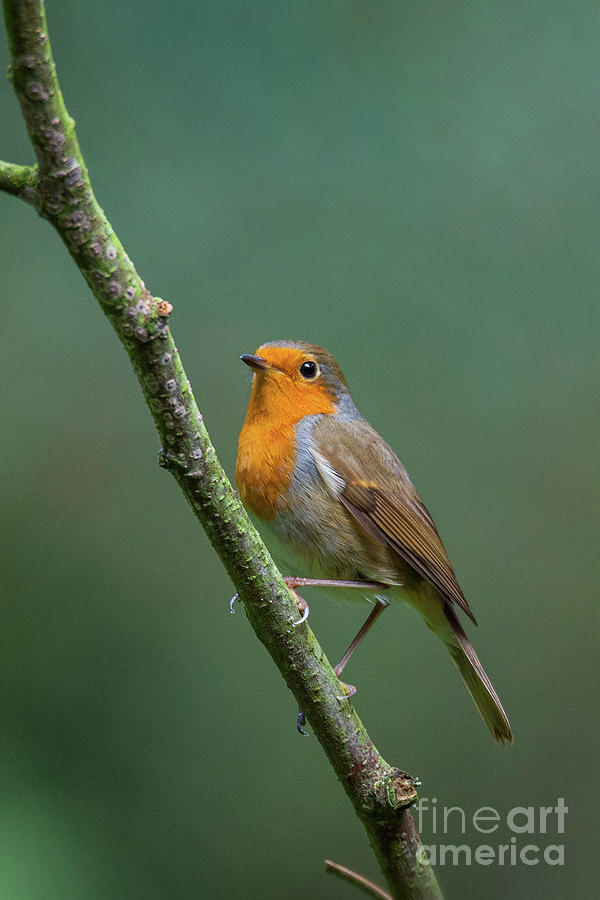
left=312, top=422, right=477, bottom=624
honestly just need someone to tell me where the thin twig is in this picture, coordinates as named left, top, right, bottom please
left=0, top=160, right=38, bottom=202
left=325, top=859, right=393, bottom=899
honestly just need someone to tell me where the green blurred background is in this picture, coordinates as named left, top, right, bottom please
left=1, top=1, right=597, bottom=897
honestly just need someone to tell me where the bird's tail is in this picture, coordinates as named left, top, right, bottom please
left=445, top=608, right=513, bottom=744
left=410, top=585, right=513, bottom=744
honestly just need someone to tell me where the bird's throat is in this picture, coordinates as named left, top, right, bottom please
left=236, top=373, right=335, bottom=520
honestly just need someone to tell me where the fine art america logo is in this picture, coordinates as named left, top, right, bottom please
left=414, top=798, right=567, bottom=867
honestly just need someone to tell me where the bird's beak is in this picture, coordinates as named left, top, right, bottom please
left=240, top=354, right=270, bottom=372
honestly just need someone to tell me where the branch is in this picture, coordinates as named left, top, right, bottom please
left=0, top=159, right=39, bottom=202
left=325, top=859, right=393, bottom=899
left=0, top=3, right=442, bottom=898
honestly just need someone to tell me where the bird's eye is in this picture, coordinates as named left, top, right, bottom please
left=299, top=360, right=318, bottom=380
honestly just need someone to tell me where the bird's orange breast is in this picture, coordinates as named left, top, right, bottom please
left=236, top=419, right=296, bottom=520
left=236, top=364, right=336, bottom=521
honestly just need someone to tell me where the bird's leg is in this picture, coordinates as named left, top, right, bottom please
left=296, top=598, right=389, bottom=732
left=289, top=582, right=389, bottom=733
left=230, top=577, right=385, bottom=618
left=230, top=578, right=389, bottom=733
left=333, top=597, right=390, bottom=698
left=284, top=577, right=386, bottom=592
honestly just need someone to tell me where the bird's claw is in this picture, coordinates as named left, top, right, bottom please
left=336, top=680, right=357, bottom=699
left=291, top=592, right=310, bottom=626
left=297, top=709, right=309, bottom=736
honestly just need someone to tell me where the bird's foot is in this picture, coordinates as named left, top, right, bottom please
left=337, top=680, right=357, bottom=699
left=230, top=583, right=311, bottom=625
left=232, top=576, right=388, bottom=618
left=289, top=590, right=310, bottom=626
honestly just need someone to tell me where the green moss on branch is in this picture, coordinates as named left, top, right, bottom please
left=0, top=159, right=38, bottom=201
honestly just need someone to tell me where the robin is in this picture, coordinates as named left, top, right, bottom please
left=236, top=340, right=512, bottom=744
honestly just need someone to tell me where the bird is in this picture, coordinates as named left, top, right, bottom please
left=235, top=340, right=513, bottom=744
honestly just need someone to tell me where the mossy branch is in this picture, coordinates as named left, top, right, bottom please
left=0, top=159, right=38, bottom=201
left=0, top=3, right=442, bottom=898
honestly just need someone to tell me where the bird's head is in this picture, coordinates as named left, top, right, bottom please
left=240, top=340, right=350, bottom=425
